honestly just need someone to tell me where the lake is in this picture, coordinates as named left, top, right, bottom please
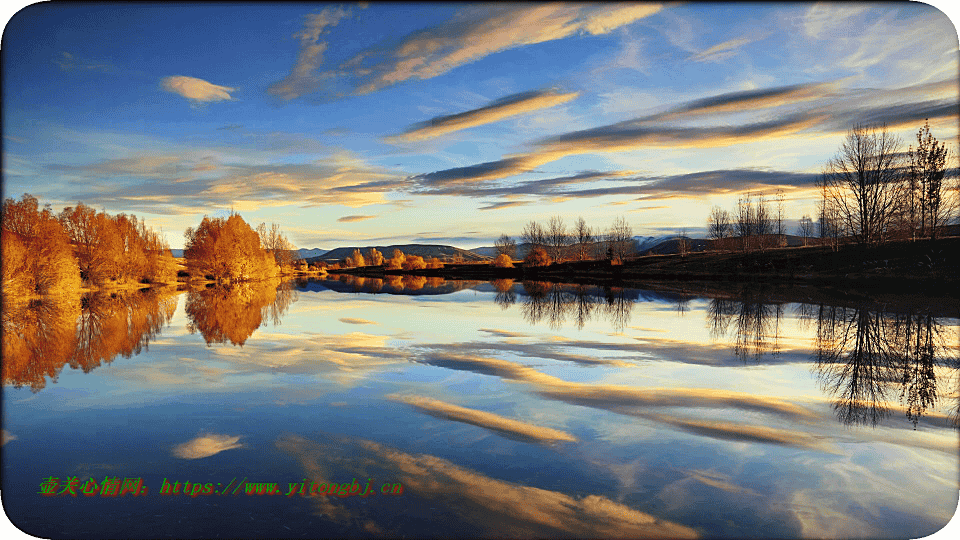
left=2, top=275, right=958, bottom=538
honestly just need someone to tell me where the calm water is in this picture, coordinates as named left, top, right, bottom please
left=3, top=276, right=958, bottom=538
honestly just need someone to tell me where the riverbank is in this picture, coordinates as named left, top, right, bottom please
left=332, top=236, right=959, bottom=295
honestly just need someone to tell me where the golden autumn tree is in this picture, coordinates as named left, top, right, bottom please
left=184, top=214, right=278, bottom=283
left=1, top=194, right=80, bottom=296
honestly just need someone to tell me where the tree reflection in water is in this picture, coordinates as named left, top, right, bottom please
left=516, top=281, right=633, bottom=332
left=185, top=278, right=296, bottom=346
left=706, top=289, right=784, bottom=362
left=813, top=305, right=957, bottom=428
left=2, top=287, right=178, bottom=392
left=491, top=279, right=516, bottom=310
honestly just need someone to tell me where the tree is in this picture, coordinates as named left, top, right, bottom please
left=798, top=215, right=814, bottom=246
left=387, top=249, right=405, bottom=270
left=607, top=216, right=633, bottom=263
left=906, top=120, right=951, bottom=240
left=2, top=194, right=80, bottom=296
left=257, top=222, right=297, bottom=270
left=754, top=193, right=772, bottom=251
left=736, top=193, right=754, bottom=252
left=572, top=216, right=594, bottom=261
left=520, top=221, right=545, bottom=251
left=492, top=253, right=514, bottom=268
left=524, top=246, right=552, bottom=267
left=546, top=215, right=568, bottom=262
left=345, top=249, right=365, bottom=268
left=184, top=214, right=278, bottom=283
left=677, top=228, right=689, bottom=258
left=775, top=190, right=786, bottom=247
left=821, top=124, right=907, bottom=244
left=494, top=234, right=517, bottom=259
left=707, top=206, right=731, bottom=250
left=366, top=248, right=385, bottom=266
left=402, top=255, right=426, bottom=270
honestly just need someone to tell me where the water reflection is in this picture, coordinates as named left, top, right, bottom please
left=2, top=288, right=178, bottom=391
left=707, top=289, right=784, bottom=362
left=813, top=305, right=957, bottom=428
left=517, top=281, right=634, bottom=331
left=277, top=431, right=698, bottom=538
left=185, top=278, right=297, bottom=346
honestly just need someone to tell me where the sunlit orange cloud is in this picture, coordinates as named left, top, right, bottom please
left=389, top=394, right=578, bottom=443
left=341, top=4, right=664, bottom=97
left=161, top=76, right=235, bottom=103
left=172, top=434, right=243, bottom=459
left=276, top=432, right=699, bottom=538
left=387, top=89, right=580, bottom=142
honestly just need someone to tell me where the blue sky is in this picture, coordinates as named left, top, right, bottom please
left=3, top=2, right=958, bottom=249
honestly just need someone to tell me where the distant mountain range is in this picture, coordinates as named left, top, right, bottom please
left=171, top=247, right=328, bottom=259
left=305, top=244, right=488, bottom=263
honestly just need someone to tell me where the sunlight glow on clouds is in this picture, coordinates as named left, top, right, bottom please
left=161, top=76, right=235, bottom=103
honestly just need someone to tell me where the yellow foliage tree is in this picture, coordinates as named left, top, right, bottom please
left=184, top=214, right=278, bottom=283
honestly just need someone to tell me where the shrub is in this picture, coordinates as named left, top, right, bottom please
left=492, top=253, right=514, bottom=268
left=523, top=246, right=552, bottom=267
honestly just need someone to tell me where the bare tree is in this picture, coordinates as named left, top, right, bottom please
left=798, top=215, right=814, bottom=246
left=755, top=193, right=772, bottom=251
left=775, top=190, right=786, bottom=247
left=494, top=234, right=517, bottom=259
left=573, top=216, right=594, bottom=261
left=736, top=193, right=754, bottom=252
left=520, top=221, right=545, bottom=251
left=821, top=124, right=907, bottom=245
left=546, top=215, right=569, bottom=262
left=677, top=228, right=689, bottom=258
left=607, top=216, right=633, bottom=263
left=906, top=120, right=951, bottom=240
left=707, top=206, right=731, bottom=250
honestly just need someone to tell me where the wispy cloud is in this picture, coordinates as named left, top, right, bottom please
left=54, top=51, right=114, bottom=73
left=267, top=5, right=354, bottom=101
left=478, top=200, right=532, bottom=211
left=337, top=214, right=377, bottom=222
left=387, top=89, right=580, bottom=142
left=161, top=76, right=235, bottom=104
left=389, top=394, right=578, bottom=443
left=274, top=3, right=664, bottom=100
left=689, top=34, right=764, bottom=63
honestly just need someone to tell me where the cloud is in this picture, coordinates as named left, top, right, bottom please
left=45, top=148, right=405, bottom=214
left=54, top=51, right=114, bottom=72
left=267, top=6, right=354, bottom=100
left=161, top=76, right=235, bottom=103
left=389, top=394, right=578, bottom=444
left=274, top=4, right=663, bottom=100
left=689, top=34, right=764, bottom=63
left=407, top=78, right=956, bottom=190
left=338, top=317, right=376, bottom=325
left=2, top=430, right=16, bottom=446
left=337, top=214, right=377, bottom=222
left=276, top=432, right=699, bottom=538
left=387, top=89, right=580, bottom=142
left=478, top=200, right=532, bottom=211
left=172, top=434, right=244, bottom=459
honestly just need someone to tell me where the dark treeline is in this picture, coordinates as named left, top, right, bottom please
left=493, top=215, right=635, bottom=267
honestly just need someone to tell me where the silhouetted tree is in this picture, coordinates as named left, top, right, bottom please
left=547, top=215, right=569, bottom=262
left=797, top=215, right=814, bottom=246
left=905, top=120, right=952, bottom=240
left=573, top=216, right=594, bottom=261
left=707, top=206, right=731, bottom=250
left=821, top=124, right=906, bottom=244
left=607, top=216, right=633, bottom=263
left=494, top=234, right=517, bottom=259
left=520, top=221, right=546, bottom=251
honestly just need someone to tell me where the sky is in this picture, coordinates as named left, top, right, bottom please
left=2, top=2, right=959, bottom=250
